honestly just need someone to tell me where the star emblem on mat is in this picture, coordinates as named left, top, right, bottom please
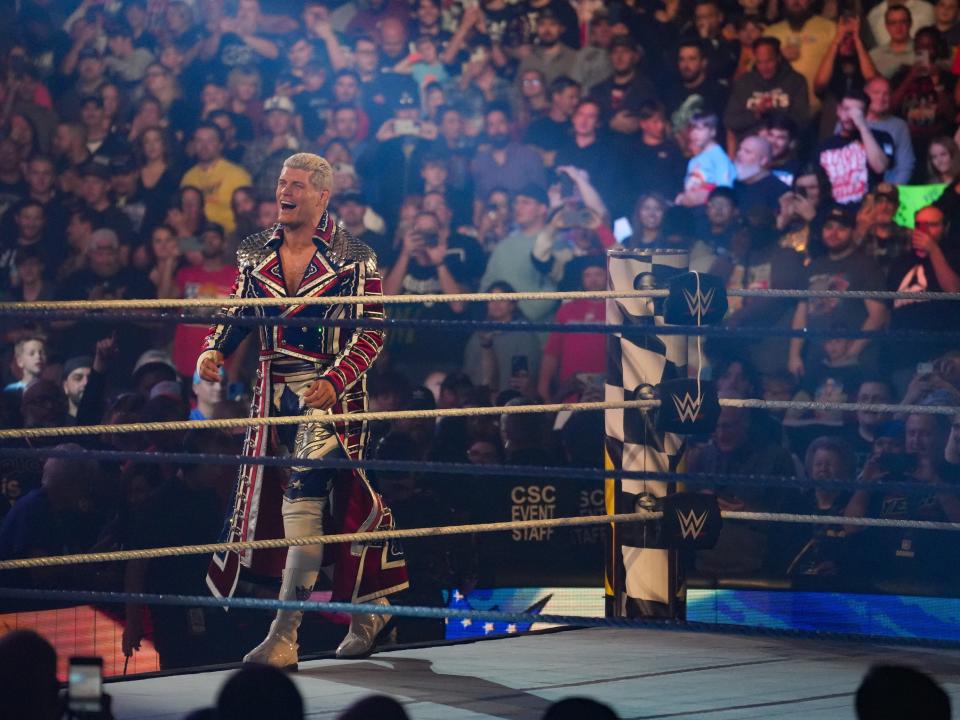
left=506, top=624, right=517, bottom=634
left=483, top=623, right=494, bottom=634
left=461, top=618, right=472, bottom=628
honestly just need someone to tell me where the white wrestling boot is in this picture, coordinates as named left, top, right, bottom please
left=335, top=597, right=392, bottom=659
left=243, top=498, right=324, bottom=670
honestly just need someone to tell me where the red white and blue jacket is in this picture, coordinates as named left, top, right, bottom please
left=204, top=213, right=385, bottom=447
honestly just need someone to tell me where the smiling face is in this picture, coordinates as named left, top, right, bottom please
left=929, top=141, right=955, bottom=175
left=276, top=165, right=329, bottom=229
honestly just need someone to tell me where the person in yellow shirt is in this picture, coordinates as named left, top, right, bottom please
left=180, top=122, right=253, bottom=235
left=765, top=0, right=837, bottom=110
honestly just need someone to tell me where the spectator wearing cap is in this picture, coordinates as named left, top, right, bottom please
left=516, top=9, right=579, bottom=88
left=818, top=87, right=894, bottom=205
left=61, top=356, right=92, bottom=418
left=104, top=17, right=155, bottom=86
left=862, top=75, right=915, bottom=185
left=78, top=160, right=135, bottom=246
left=789, top=203, right=889, bottom=380
left=58, top=47, right=108, bottom=122
left=334, top=191, right=390, bottom=262
left=732, top=134, right=790, bottom=214
left=480, top=184, right=558, bottom=321
left=589, top=36, right=656, bottom=136
left=243, top=96, right=301, bottom=199
left=520, top=0, right=581, bottom=52
left=132, top=349, right=179, bottom=398
left=180, top=123, right=252, bottom=235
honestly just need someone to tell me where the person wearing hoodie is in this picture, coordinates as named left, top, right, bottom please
left=724, top=37, right=810, bottom=142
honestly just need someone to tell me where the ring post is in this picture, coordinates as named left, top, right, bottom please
left=605, top=246, right=690, bottom=619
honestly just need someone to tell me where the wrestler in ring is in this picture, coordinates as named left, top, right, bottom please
left=196, top=152, right=408, bottom=668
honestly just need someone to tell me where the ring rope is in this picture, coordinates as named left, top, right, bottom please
left=0, top=398, right=643, bottom=440
left=4, top=446, right=954, bottom=496
left=1, top=398, right=956, bottom=441
left=2, top=287, right=960, bottom=313
left=1, top=588, right=959, bottom=651
left=0, top=510, right=956, bottom=572
left=0, top=512, right=650, bottom=570
left=6, top=311, right=957, bottom=344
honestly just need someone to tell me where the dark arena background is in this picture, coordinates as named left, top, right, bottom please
left=1, top=0, right=960, bottom=716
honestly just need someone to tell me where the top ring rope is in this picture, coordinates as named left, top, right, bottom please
left=0, top=398, right=958, bottom=441
left=2, top=287, right=960, bottom=313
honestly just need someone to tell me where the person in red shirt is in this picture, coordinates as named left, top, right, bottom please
left=537, top=257, right=606, bottom=402
left=169, top=223, right=239, bottom=378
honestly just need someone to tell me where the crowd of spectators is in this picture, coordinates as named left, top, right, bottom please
left=3, top=0, right=960, bottom=668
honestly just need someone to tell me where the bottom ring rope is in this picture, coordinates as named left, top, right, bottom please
left=1, top=587, right=958, bottom=651
left=0, top=511, right=957, bottom=571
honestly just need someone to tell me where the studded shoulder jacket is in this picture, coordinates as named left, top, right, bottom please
left=203, top=213, right=385, bottom=398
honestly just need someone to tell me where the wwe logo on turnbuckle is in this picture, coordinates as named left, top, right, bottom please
left=676, top=508, right=709, bottom=540
left=681, top=286, right=715, bottom=322
left=671, top=392, right=704, bottom=423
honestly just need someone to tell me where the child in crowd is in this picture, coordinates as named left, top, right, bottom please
left=395, top=35, right=449, bottom=95
left=4, top=335, right=47, bottom=394
left=676, top=113, right=736, bottom=207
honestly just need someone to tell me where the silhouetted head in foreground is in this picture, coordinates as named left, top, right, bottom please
left=338, top=694, right=410, bottom=720
left=856, top=665, right=950, bottom=720
left=543, top=697, right=620, bottom=720
left=217, top=665, right=303, bottom=720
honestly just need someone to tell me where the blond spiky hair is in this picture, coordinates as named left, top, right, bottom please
left=282, top=153, right=333, bottom=192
